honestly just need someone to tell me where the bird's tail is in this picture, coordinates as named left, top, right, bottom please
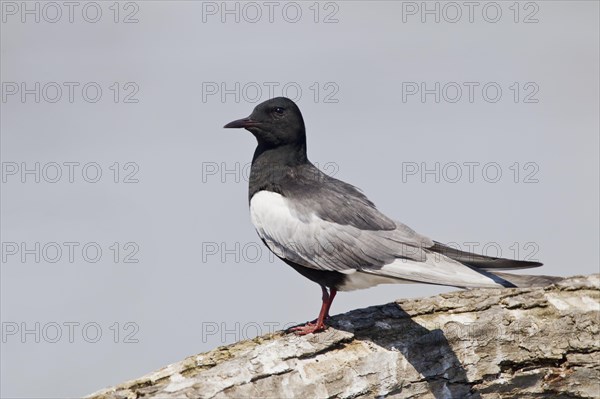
left=429, top=241, right=562, bottom=288
left=488, top=272, right=564, bottom=288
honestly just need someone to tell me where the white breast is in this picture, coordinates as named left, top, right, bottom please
left=251, top=191, right=294, bottom=233
left=250, top=191, right=303, bottom=258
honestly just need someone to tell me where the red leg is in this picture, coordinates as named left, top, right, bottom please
left=323, top=287, right=337, bottom=319
left=289, top=286, right=337, bottom=335
left=298, top=286, right=334, bottom=325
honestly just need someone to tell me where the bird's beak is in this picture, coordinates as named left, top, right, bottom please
left=223, top=117, right=260, bottom=129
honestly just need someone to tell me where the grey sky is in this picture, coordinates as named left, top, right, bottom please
left=1, top=1, right=598, bottom=397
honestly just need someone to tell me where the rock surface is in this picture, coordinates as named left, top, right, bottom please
left=88, top=274, right=599, bottom=398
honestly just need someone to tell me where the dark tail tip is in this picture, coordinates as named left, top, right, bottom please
left=491, top=272, right=564, bottom=288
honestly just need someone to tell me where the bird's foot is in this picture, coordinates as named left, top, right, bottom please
left=288, top=321, right=327, bottom=335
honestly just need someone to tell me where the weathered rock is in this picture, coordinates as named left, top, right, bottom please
left=88, top=274, right=599, bottom=399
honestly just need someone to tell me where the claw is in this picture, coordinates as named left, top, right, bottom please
left=288, top=286, right=337, bottom=336
left=288, top=321, right=327, bottom=335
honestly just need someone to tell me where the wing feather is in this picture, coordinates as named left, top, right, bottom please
left=250, top=191, right=431, bottom=272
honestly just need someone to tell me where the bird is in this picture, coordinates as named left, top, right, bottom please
left=224, top=97, right=558, bottom=335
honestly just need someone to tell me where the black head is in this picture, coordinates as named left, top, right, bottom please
left=223, top=97, right=306, bottom=148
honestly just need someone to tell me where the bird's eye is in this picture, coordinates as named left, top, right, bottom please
left=273, top=107, right=285, bottom=115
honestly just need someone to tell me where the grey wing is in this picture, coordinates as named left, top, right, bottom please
left=251, top=190, right=510, bottom=288
left=250, top=189, right=433, bottom=273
